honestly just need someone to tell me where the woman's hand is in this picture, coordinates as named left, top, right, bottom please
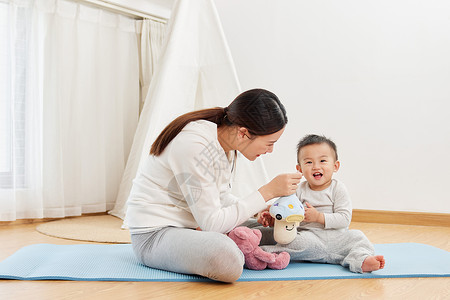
left=258, top=172, right=302, bottom=201
left=257, top=209, right=274, bottom=227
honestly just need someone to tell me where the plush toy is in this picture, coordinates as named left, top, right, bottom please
left=270, top=194, right=305, bottom=244
left=228, top=226, right=290, bottom=270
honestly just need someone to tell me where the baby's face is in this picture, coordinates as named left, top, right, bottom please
left=297, top=143, right=339, bottom=191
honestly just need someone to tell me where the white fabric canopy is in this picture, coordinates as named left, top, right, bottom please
left=109, top=0, right=269, bottom=220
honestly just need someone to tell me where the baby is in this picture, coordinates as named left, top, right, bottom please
left=259, top=134, right=385, bottom=273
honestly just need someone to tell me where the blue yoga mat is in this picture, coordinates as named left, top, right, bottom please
left=0, top=243, right=449, bottom=282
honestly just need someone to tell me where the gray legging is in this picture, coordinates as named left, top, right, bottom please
left=130, top=227, right=244, bottom=283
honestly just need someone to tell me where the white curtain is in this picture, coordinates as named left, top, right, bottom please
left=137, top=19, right=167, bottom=110
left=109, top=0, right=269, bottom=221
left=0, top=0, right=140, bottom=221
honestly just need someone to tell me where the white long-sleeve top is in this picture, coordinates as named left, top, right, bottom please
left=125, top=120, right=267, bottom=234
left=296, top=179, right=352, bottom=230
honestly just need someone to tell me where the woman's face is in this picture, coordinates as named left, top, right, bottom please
left=238, top=127, right=285, bottom=161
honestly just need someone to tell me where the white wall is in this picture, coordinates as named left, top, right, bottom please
left=215, top=0, right=450, bottom=213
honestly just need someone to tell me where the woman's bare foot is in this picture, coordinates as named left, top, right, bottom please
left=361, top=255, right=385, bottom=272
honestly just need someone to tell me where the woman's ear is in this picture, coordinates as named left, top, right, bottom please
left=238, top=127, right=249, bottom=139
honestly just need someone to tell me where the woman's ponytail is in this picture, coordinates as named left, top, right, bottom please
left=150, top=107, right=226, bottom=156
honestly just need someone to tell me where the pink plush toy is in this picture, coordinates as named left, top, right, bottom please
left=228, top=226, right=290, bottom=270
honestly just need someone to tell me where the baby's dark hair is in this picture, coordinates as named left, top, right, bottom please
left=296, top=134, right=338, bottom=163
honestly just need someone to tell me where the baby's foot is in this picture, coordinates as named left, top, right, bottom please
left=361, top=255, right=385, bottom=272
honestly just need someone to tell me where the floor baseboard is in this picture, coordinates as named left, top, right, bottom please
left=352, top=209, right=450, bottom=227
left=2, top=211, right=449, bottom=227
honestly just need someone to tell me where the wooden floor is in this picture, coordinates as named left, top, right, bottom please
left=0, top=220, right=449, bottom=300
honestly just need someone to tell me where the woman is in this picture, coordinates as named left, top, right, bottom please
left=126, top=88, right=301, bottom=282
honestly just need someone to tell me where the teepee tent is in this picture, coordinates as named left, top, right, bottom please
left=109, top=0, right=269, bottom=221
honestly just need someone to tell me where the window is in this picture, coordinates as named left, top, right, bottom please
left=0, top=2, right=26, bottom=188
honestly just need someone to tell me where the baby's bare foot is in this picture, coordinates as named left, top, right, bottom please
left=362, top=255, right=385, bottom=272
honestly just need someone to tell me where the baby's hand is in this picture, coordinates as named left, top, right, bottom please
left=304, top=202, right=325, bottom=225
left=257, top=210, right=275, bottom=227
